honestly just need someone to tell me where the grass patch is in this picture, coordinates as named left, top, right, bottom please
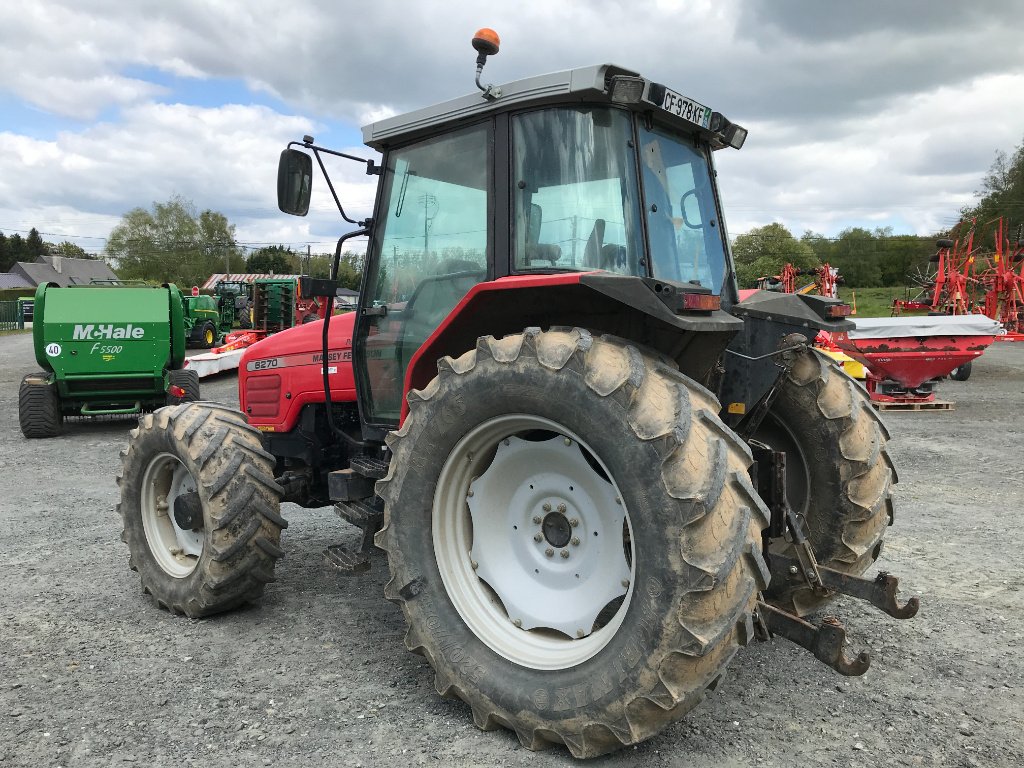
left=841, top=286, right=925, bottom=318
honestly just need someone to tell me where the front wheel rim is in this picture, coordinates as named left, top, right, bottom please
left=433, top=414, right=634, bottom=671
left=140, top=452, right=204, bottom=577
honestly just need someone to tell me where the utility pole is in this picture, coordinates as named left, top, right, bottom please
left=419, top=194, right=438, bottom=257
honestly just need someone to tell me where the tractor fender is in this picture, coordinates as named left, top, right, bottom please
left=400, top=273, right=742, bottom=423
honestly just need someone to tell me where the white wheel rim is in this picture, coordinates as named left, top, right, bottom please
left=140, top=452, right=203, bottom=578
left=433, top=414, right=634, bottom=670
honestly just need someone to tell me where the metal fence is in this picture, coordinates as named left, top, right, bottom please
left=0, top=300, right=25, bottom=331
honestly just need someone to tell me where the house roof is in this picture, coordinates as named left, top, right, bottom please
left=11, top=256, right=117, bottom=288
left=0, top=272, right=33, bottom=289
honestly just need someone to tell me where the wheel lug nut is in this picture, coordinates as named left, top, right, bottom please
left=543, top=503, right=551, bottom=512
left=575, top=629, right=585, bottom=638
left=545, top=548, right=554, bottom=557
left=467, top=489, right=474, bottom=498
left=621, top=579, right=630, bottom=588
left=564, top=437, right=572, bottom=446
left=557, top=503, right=566, bottom=513
left=471, top=560, right=478, bottom=570
left=513, top=618, right=522, bottom=627
left=533, top=533, right=543, bottom=543
left=571, top=537, right=580, bottom=546
left=569, top=518, right=579, bottom=527
left=533, top=515, right=542, bottom=524
left=560, top=550, right=570, bottom=559
left=789, top=565, right=799, bottom=575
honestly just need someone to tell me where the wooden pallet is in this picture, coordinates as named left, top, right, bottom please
left=872, top=399, right=954, bottom=412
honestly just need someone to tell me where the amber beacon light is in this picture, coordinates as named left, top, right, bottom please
left=472, top=28, right=501, bottom=99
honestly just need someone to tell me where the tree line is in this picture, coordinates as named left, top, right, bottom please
left=103, top=195, right=362, bottom=290
left=732, top=224, right=939, bottom=288
left=733, top=133, right=1024, bottom=288
left=0, top=228, right=93, bottom=273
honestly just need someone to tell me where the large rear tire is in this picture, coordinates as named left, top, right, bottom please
left=757, top=348, right=897, bottom=615
left=376, top=328, right=769, bottom=758
left=19, top=372, right=63, bottom=439
left=116, top=402, right=286, bottom=617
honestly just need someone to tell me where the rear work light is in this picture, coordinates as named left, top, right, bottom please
left=827, top=303, right=853, bottom=318
left=682, top=293, right=721, bottom=311
left=167, top=385, right=186, bottom=399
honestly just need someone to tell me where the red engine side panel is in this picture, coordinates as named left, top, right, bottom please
left=239, top=312, right=358, bottom=433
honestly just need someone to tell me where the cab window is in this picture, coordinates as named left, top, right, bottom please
left=512, top=107, right=645, bottom=275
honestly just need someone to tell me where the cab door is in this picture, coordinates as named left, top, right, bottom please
left=354, top=123, right=492, bottom=428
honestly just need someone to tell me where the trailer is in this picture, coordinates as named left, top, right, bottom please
left=18, top=281, right=200, bottom=438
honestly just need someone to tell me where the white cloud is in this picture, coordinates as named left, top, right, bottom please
left=0, top=0, right=1022, bottom=255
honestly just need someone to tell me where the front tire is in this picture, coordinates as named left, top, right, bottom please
left=376, top=328, right=769, bottom=758
left=19, top=372, right=63, bottom=439
left=116, top=403, right=286, bottom=617
left=166, top=368, right=200, bottom=405
left=756, top=348, right=897, bottom=615
left=202, top=321, right=217, bottom=348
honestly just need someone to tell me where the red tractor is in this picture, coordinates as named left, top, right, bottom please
left=116, top=32, right=915, bottom=758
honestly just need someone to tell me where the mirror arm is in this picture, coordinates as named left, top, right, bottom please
left=286, top=139, right=380, bottom=225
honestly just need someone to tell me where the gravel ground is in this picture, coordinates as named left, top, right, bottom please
left=1, top=330, right=1022, bottom=767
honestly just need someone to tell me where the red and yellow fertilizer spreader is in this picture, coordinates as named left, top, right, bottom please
left=834, top=314, right=1003, bottom=405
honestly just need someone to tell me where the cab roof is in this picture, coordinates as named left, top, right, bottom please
left=361, top=64, right=745, bottom=152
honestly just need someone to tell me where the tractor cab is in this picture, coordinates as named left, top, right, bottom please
left=280, top=51, right=750, bottom=430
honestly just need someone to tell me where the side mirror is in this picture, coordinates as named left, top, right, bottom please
left=277, top=149, right=313, bottom=216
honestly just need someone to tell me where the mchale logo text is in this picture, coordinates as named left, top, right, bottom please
left=72, top=324, right=145, bottom=340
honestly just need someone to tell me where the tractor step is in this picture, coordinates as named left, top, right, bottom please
left=331, top=498, right=384, bottom=573
left=349, top=455, right=390, bottom=479
left=334, top=498, right=384, bottom=530
left=324, top=544, right=371, bottom=574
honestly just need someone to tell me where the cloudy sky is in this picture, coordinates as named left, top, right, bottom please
left=1, top=0, right=1022, bottom=258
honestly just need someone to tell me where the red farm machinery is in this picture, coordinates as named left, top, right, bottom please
left=756, top=262, right=842, bottom=299
left=114, top=32, right=917, bottom=758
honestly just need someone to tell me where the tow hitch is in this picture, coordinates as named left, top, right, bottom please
left=751, top=442, right=919, bottom=675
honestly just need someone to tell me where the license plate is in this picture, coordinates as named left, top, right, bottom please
left=658, top=87, right=712, bottom=129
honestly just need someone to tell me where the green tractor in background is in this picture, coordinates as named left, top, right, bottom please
left=181, top=290, right=234, bottom=348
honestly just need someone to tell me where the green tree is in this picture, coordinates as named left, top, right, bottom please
left=962, top=136, right=1024, bottom=230
left=306, top=250, right=364, bottom=291
left=46, top=241, right=91, bottom=259
left=106, top=195, right=244, bottom=287
left=6, top=233, right=26, bottom=268
left=25, top=228, right=46, bottom=259
left=0, top=232, right=9, bottom=272
left=829, top=228, right=882, bottom=286
left=246, top=245, right=296, bottom=274
left=732, top=223, right=818, bottom=287
left=800, top=231, right=834, bottom=264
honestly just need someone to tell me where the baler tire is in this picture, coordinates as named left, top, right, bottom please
left=202, top=322, right=217, bottom=348
left=376, top=327, right=770, bottom=758
left=166, top=369, right=201, bottom=405
left=757, top=348, right=897, bottom=616
left=949, top=361, right=972, bottom=381
left=117, top=402, right=286, bottom=617
left=18, top=373, right=63, bottom=439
